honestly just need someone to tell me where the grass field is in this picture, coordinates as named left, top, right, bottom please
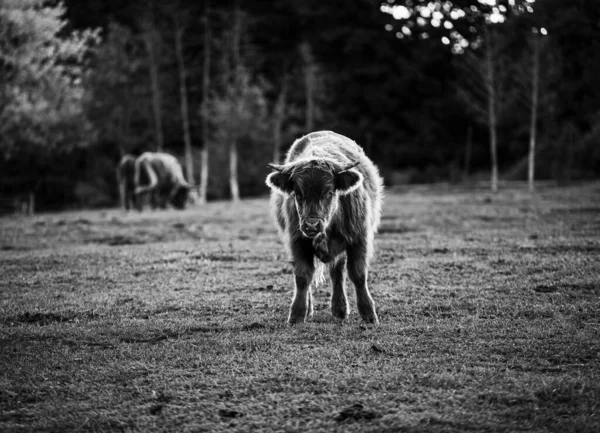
left=1, top=183, right=599, bottom=432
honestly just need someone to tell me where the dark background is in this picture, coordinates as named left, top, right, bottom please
left=1, top=0, right=599, bottom=211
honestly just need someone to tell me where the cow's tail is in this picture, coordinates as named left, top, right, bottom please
left=313, top=260, right=326, bottom=287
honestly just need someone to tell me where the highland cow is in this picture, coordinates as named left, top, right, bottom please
left=266, top=131, right=383, bottom=325
left=134, top=152, right=192, bottom=210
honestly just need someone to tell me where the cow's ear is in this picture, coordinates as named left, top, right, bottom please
left=266, top=167, right=294, bottom=195
left=335, top=169, right=363, bottom=195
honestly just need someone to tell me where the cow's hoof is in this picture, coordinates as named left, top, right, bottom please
left=331, top=306, right=348, bottom=320
left=287, top=316, right=306, bottom=326
left=361, top=315, right=379, bottom=325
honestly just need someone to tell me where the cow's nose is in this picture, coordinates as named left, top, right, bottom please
left=302, top=218, right=321, bottom=235
left=305, top=218, right=319, bottom=229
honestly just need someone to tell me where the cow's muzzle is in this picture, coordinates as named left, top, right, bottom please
left=300, top=218, right=322, bottom=238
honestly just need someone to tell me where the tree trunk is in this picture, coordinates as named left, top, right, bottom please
left=143, top=18, right=164, bottom=151
left=228, top=0, right=242, bottom=202
left=174, top=16, right=194, bottom=185
left=118, top=86, right=133, bottom=157
left=198, top=1, right=211, bottom=204
left=229, top=139, right=240, bottom=202
left=485, top=27, right=498, bottom=193
left=528, top=35, right=540, bottom=193
left=300, top=42, right=315, bottom=133
left=463, top=124, right=473, bottom=181
left=272, top=72, right=288, bottom=164
left=27, top=192, right=35, bottom=216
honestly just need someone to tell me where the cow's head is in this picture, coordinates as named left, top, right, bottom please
left=171, top=184, right=192, bottom=209
left=266, top=159, right=363, bottom=238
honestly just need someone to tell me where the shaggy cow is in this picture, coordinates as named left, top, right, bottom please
left=134, top=152, right=192, bottom=210
left=116, top=155, right=137, bottom=211
left=266, top=131, right=383, bottom=325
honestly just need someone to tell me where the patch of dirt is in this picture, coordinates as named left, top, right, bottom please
left=219, top=408, right=244, bottom=418
left=242, top=322, right=267, bottom=331
left=0, top=245, right=29, bottom=251
left=534, top=284, right=558, bottom=293
left=334, top=403, right=379, bottom=422
left=191, top=253, right=241, bottom=262
left=88, top=235, right=148, bottom=246
left=378, top=223, right=418, bottom=234
left=6, top=311, right=99, bottom=325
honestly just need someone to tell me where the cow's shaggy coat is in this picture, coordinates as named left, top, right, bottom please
left=134, top=152, right=191, bottom=210
left=266, top=131, right=383, bottom=324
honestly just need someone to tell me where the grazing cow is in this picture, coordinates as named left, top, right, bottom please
left=134, top=152, right=192, bottom=210
left=116, top=155, right=137, bottom=211
left=266, top=131, right=383, bottom=325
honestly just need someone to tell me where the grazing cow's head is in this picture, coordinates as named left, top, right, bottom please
left=171, top=185, right=191, bottom=209
left=266, top=159, right=363, bottom=238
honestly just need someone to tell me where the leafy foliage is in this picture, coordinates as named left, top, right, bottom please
left=0, top=0, right=100, bottom=159
left=2, top=0, right=600, bottom=209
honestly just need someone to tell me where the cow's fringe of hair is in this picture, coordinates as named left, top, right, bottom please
left=289, top=158, right=336, bottom=174
left=313, top=260, right=326, bottom=287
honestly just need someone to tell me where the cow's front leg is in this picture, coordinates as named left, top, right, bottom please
left=289, top=239, right=315, bottom=325
left=329, top=255, right=349, bottom=320
left=347, top=243, right=379, bottom=325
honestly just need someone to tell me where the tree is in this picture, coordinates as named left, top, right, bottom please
left=171, top=3, right=194, bottom=185
left=211, top=1, right=268, bottom=202
left=229, top=1, right=243, bottom=202
left=455, top=27, right=513, bottom=192
left=526, top=33, right=540, bottom=192
left=513, top=30, right=556, bottom=191
left=0, top=0, right=100, bottom=212
left=300, top=42, right=316, bottom=133
left=84, top=21, right=146, bottom=157
left=198, top=0, right=212, bottom=204
left=139, top=1, right=164, bottom=151
left=381, top=0, right=536, bottom=190
left=272, top=69, right=288, bottom=164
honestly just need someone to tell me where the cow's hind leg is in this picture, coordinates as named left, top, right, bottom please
left=289, top=239, right=315, bottom=325
left=329, top=255, right=349, bottom=320
left=347, top=243, right=379, bottom=324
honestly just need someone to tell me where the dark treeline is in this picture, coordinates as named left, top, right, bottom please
left=1, top=0, right=599, bottom=212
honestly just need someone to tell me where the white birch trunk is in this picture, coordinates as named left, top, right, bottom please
left=229, top=1, right=242, bottom=202
left=528, top=36, right=540, bottom=193
left=174, top=16, right=194, bottom=185
left=229, top=140, right=240, bottom=202
left=198, top=1, right=211, bottom=204
left=485, top=27, right=498, bottom=193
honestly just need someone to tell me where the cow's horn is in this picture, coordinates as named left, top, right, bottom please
left=339, top=161, right=360, bottom=173
left=268, top=163, right=284, bottom=172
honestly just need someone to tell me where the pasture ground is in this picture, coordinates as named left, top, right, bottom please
left=1, top=183, right=599, bottom=432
